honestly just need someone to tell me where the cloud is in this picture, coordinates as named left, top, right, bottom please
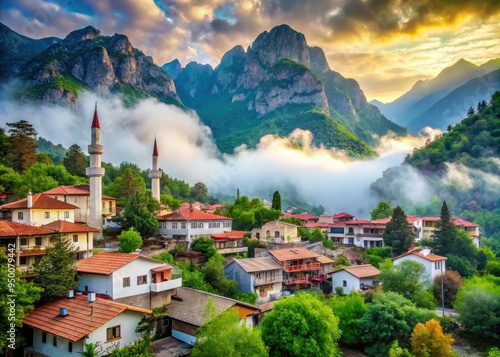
left=0, top=92, right=437, bottom=218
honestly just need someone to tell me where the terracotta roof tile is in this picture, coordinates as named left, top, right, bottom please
left=269, top=247, right=320, bottom=261
left=76, top=252, right=141, bottom=275
left=293, top=213, right=319, bottom=220
left=43, top=185, right=116, bottom=200
left=316, top=255, right=335, bottom=264
left=158, top=207, right=232, bottom=222
left=393, top=250, right=447, bottom=262
left=22, top=295, right=150, bottom=342
left=211, top=231, right=246, bottom=240
left=331, top=212, right=354, bottom=219
left=339, top=264, right=380, bottom=278
left=0, top=194, right=78, bottom=210
left=41, top=220, right=100, bottom=233
left=0, top=220, right=55, bottom=237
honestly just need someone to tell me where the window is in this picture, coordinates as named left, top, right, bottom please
left=435, top=261, right=441, bottom=270
left=53, top=335, right=57, bottom=346
left=208, top=222, right=221, bottom=228
left=42, top=332, right=46, bottom=343
left=191, top=222, right=204, bottom=229
left=68, top=342, right=73, bottom=353
left=172, top=222, right=178, bottom=229
left=73, top=235, right=78, bottom=243
left=109, top=201, right=112, bottom=212
left=181, top=222, right=186, bottom=229
left=64, top=211, right=69, bottom=219
left=223, top=221, right=231, bottom=228
left=137, top=275, right=147, bottom=285
left=123, top=277, right=130, bottom=287
left=106, top=325, right=121, bottom=341
left=17, top=212, right=23, bottom=220
left=342, top=280, right=347, bottom=287
left=44, top=212, right=50, bottom=219
left=35, top=237, right=42, bottom=246
left=20, top=257, right=27, bottom=265
left=20, top=238, right=27, bottom=246
left=274, top=231, right=280, bottom=238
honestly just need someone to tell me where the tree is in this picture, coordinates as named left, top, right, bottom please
left=467, top=106, right=475, bottom=116
left=191, top=236, right=218, bottom=260
left=6, top=120, right=38, bottom=172
left=454, top=275, right=500, bottom=342
left=411, top=319, right=454, bottom=357
left=261, top=293, right=342, bottom=357
left=191, top=182, right=208, bottom=203
left=383, top=206, right=414, bottom=256
left=358, top=292, right=437, bottom=356
left=63, top=144, right=87, bottom=177
left=371, top=201, right=393, bottom=220
left=106, top=168, right=147, bottom=206
left=388, top=340, right=412, bottom=357
left=0, top=127, right=10, bottom=166
left=379, top=260, right=437, bottom=309
left=431, top=201, right=455, bottom=256
left=34, top=235, right=79, bottom=302
left=202, top=255, right=239, bottom=298
left=433, top=270, right=463, bottom=307
left=272, top=190, right=281, bottom=211
left=326, top=292, right=367, bottom=345
left=0, top=250, right=43, bottom=350
left=115, top=191, right=159, bottom=238
left=118, top=227, right=143, bottom=253
left=191, top=308, right=268, bottom=357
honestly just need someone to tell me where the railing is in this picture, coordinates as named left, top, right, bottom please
left=18, top=246, right=47, bottom=256
left=150, top=277, right=182, bottom=292
left=254, top=275, right=283, bottom=286
left=217, top=247, right=248, bottom=255
left=285, top=262, right=321, bottom=272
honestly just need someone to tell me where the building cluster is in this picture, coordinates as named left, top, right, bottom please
left=0, top=106, right=479, bottom=356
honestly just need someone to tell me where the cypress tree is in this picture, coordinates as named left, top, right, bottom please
left=272, top=190, right=281, bottom=211
left=432, top=201, right=455, bottom=255
left=383, top=206, right=414, bottom=256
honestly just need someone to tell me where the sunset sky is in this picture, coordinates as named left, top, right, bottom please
left=1, top=0, right=499, bottom=102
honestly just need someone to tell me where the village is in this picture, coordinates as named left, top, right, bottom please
left=1, top=105, right=495, bottom=357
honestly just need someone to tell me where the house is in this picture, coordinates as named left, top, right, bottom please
left=0, top=192, right=78, bottom=226
left=43, top=184, right=117, bottom=228
left=224, top=257, right=283, bottom=298
left=76, top=252, right=182, bottom=309
left=22, top=294, right=151, bottom=357
left=331, top=264, right=380, bottom=294
left=393, top=248, right=447, bottom=282
left=0, top=220, right=96, bottom=274
left=331, top=212, right=355, bottom=223
left=158, top=206, right=232, bottom=247
left=251, top=220, right=301, bottom=244
left=167, top=287, right=261, bottom=345
left=292, top=213, right=319, bottom=224
left=413, top=216, right=480, bottom=247
left=210, top=231, right=247, bottom=255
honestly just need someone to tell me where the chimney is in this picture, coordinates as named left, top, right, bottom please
left=87, top=292, right=96, bottom=303
left=27, top=191, right=32, bottom=208
left=67, top=290, right=74, bottom=299
left=421, top=248, right=430, bottom=256
left=60, top=307, right=68, bottom=317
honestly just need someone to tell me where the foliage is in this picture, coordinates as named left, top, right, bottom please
left=358, top=291, right=437, bottom=357
left=388, top=340, right=412, bottom=357
left=280, top=216, right=303, bottom=226
left=152, top=251, right=175, bottom=264
left=226, top=196, right=281, bottom=231
left=380, top=260, right=437, bottom=309
left=177, top=261, right=213, bottom=292
left=371, top=201, right=393, bottom=220
left=411, top=319, right=455, bottom=357
left=335, top=255, right=349, bottom=267
left=63, top=144, right=87, bottom=177
left=191, top=182, right=208, bottom=203
left=383, top=206, right=414, bottom=256
left=192, top=308, right=268, bottom=357
left=105, top=167, right=147, bottom=206
left=118, top=227, right=143, bottom=253
left=489, top=347, right=500, bottom=357
left=79, top=342, right=102, bottom=357
left=159, top=193, right=183, bottom=210
left=272, top=190, right=281, bottom=211
left=433, top=270, right=463, bottom=307
left=0, top=127, right=9, bottom=167
left=191, top=236, right=218, bottom=260
left=202, top=255, right=239, bottom=298
left=0, top=250, right=43, bottom=350
left=108, top=337, right=153, bottom=357
left=34, top=235, right=79, bottom=302
left=114, top=191, right=159, bottom=238
left=261, top=293, right=342, bottom=357
left=162, top=173, right=191, bottom=200
left=6, top=120, right=38, bottom=172
left=446, top=254, right=476, bottom=277
left=326, top=292, right=367, bottom=345
left=234, top=291, right=258, bottom=305
left=454, top=275, right=500, bottom=342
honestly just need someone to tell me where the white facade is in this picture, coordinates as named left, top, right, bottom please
left=393, top=253, right=446, bottom=282
left=331, top=270, right=379, bottom=294
left=159, top=220, right=231, bottom=243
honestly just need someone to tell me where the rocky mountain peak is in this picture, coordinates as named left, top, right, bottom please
left=63, top=26, right=101, bottom=45
left=218, top=45, right=246, bottom=69
left=162, top=59, right=182, bottom=79
left=109, top=33, right=133, bottom=55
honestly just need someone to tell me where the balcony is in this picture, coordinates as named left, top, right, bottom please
left=284, top=262, right=321, bottom=272
left=254, top=275, right=283, bottom=286
left=217, top=247, right=248, bottom=255
left=18, top=246, right=47, bottom=256
left=150, top=277, right=182, bottom=292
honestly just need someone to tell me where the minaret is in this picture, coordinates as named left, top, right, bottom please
left=148, top=138, right=162, bottom=202
left=86, top=103, right=105, bottom=237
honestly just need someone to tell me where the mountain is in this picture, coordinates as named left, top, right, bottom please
left=0, top=23, right=180, bottom=106
left=165, top=24, right=406, bottom=154
left=372, top=58, right=500, bottom=131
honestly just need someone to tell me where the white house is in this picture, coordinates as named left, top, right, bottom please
left=76, top=252, right=182, bottom=309
left=22, top=294, right=151, bottom=357
left=331, top=264, right=380, bottom=294
left=393, top=248, right=447, bottom=282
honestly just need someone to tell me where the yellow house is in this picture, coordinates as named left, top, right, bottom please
left=42, top=220, right=99, bottom=260
left=251, top=220, right=301, bottom=244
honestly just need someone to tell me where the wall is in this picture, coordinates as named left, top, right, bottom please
left=224, top=262, right=252, bottom=293
left=331, top=270, right=360, bottom=294
left=112, top=258, right=166, bottom=300
left=394, top=255, right=442, bottom=282
left=172, top=320, right=197, bottom=345
left=30, top=329, right=85, bottom=357
left=78, top=273, right=112, bottom=297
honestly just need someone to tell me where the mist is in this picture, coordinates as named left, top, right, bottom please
left=0, top=91, right=437, bottom=218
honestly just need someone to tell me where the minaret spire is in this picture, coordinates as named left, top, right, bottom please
left=149, top=136, right=162, bottom=202
left=86, top=103, right=105, bottom=238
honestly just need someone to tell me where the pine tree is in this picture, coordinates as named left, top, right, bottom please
left=432, top=201, right=456, bottom=256
left=6, top=120, right=38, bottom=172
left=271, top=190, right=281, bottom=211
left=63, top=144, right=87, bottom=177
left=34, top=235, right=79, bottom=302
left=383, top=206, right=414, bottom=256
left=115, top=191, right=159, bottom=238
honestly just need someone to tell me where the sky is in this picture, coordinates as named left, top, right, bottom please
left=1, top=0, right=499, bottom=102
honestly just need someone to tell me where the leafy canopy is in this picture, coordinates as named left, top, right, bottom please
left=118, top=227, right=143, bottom=253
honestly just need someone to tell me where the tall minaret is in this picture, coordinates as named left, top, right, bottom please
left=86, top=103, right=105, bottom=236
left=148, top=138, right=162, bottom=202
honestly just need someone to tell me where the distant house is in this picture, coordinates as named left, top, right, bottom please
left=210, top=231, right=247, bottom=255
left=251, top=220, right=300, bottom=244
left=0, top=192, right=78, bottom=226
left=76, top=252, right=182, bottom=309
left=331, top=264, right=380, bottom=294
left=413, top=216, right=480, bottom=247
left=393, top=248, right=447, bottom=282
left=292, top=213, right=319, bottom=224
left=43, top=185, right=117, bottom=228
left=224, top=257, right=283, bottom=298
left=167, top=287, right=261, bottom=345
left=158, top=206, right=232, bottom=247
left=22, top=294, right=151, bottom=357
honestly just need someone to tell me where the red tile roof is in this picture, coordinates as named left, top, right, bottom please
left=211, top=231, right=246, bottom=240
left=43, top=185, right=116, bottom=200
left=0, top=220, right=55, bottom=237
left=304, top=222, right=331, bottom=228
left=41, top=220, right=100, bottom=233
left=393, top=250, right=447, bottom=262
left=76, top=252, right=141, bottom=275
left=345, top=220, right=371, bottom=225
left=158, top=206, right=232, bottom=222
left=293, top=213, right=319, bottom=221
left=23, top=295, right=150, bottom=342
left=339, top=264, right=380, bottom=278
left=0, top=194, right=78, bottom=210
left=331, top=212, right=354, bottom=219
left=452, top=217, right=478, bottom=228
left=316, top=255, right=335, bottom=264
left=269, top=247, right=320, bottom=261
